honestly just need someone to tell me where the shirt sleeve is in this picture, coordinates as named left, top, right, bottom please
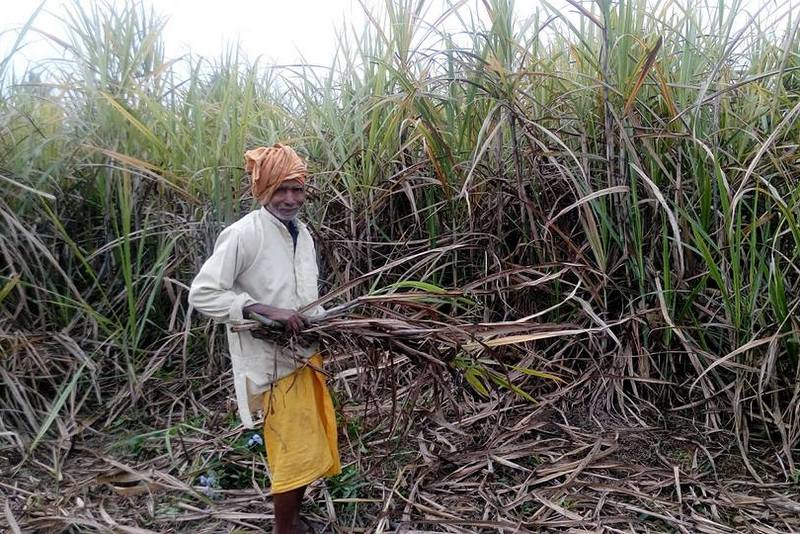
left=188, top=225, right=257, bottom=323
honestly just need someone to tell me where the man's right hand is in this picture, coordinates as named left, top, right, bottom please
left=243, top=303, right=309, bottom=333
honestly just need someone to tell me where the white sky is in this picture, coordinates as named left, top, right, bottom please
left=0, top=0, right=793, bottom=77
left=2, top=0, right=372, bottom=68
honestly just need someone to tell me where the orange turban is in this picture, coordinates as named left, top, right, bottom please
left=244, top=144, right=307, bottom=203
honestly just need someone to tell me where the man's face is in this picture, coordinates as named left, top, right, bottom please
left=264, top=179, right=306, bottom=221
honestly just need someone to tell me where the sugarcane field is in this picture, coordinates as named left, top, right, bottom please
left=2, top=0, right=800, bottom=532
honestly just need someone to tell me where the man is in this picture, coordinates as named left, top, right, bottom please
left=188, top=144, right=340, bottom=534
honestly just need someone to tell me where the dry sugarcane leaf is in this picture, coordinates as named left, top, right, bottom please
left=96, top=468, right=160, bottom=496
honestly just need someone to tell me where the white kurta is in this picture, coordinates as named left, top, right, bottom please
left=188, top=207, right=323, bottom=428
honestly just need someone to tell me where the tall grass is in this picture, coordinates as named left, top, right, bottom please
left=1, top=0, right=799, bottom=474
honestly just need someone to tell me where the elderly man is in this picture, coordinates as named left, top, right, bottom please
left=189, top=144, right=340, bottom=534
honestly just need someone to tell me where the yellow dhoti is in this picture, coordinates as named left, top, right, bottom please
left=262, top=354, right=341, bottom=494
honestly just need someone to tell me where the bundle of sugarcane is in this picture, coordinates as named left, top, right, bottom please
left=230, top=290, right=597, bottom=373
